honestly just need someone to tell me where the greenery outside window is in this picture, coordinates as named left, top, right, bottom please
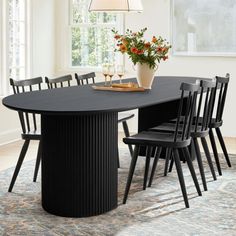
left=70, top=0, right=123, bottom=69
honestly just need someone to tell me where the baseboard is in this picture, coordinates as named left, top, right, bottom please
left=0, top=129, right=21, bottom=146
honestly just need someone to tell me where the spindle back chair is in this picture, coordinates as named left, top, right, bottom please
left=45, top=74, right=72, bottom=89
left=207, top=74, right=231, bottom=176
left=75, top=72, right=96, bottom=85
left=122, top=82, right=201, bottom=208
left=8, top=77, right=43, bottom=192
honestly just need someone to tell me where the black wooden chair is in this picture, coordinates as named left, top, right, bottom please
left=75, top=72, right=96, bottom=85
left=122, top=82, right=202, bottom=208
left=207, top=74, right=231, bottom=175
left=45, top=74, right=72, bottom=89
left=75, top=72, right=134, bottom=158
left=150, top=79, right=217, bottom=191
left=8, top=77, right=43, bottom=192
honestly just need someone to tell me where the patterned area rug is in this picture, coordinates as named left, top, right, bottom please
left=0, top=150, right=235, bottom=236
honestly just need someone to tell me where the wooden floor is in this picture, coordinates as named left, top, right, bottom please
left=0, top=133, right=235, bottom=171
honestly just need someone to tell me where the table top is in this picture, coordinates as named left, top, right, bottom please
left=2, top=76, right=203, bottom=115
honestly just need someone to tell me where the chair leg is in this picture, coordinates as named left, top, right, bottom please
left=148, top=147, right=162, bottom=187
left=33, top=140, right=42, bottom=182
left=180, top=148, right=186, bottom=162
left=209, top=129, right=222, bottom=176
left=169, top=156, right=174, bottom=173
left=164, top=148, right=171, bottom=176
left=117, top=147, right=120, bottom=169
left=215, top=127, right=231, bottom=167
left=193, top=138, right=207, bottom=191
left=183, top=147, right=202, bottom=196
left=173, top=149, right=189, bottom=208
left=182, top=148, right=186, bottom=163
left=123, top=145, right=140, bottom=204
left=143, top=146, right=153, bottom=190
left=122, top=121, right=134, bottom=157
left=8, top=140, right=30, bottom=192
left=201, top=137, right=217, bottom=181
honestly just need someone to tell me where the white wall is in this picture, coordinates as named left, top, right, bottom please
left=0, top=0, right=56, bottom=145
left=31, top=0, right=56, bottom=77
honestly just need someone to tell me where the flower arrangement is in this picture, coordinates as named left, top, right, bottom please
left=112, top=28, right=171, bottom=69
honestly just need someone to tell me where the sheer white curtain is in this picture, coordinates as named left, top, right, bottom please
left=0, top=0, right=29, bottom=96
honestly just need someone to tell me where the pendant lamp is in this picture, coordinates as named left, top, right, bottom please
left=89, top=0, right=143, bottom=13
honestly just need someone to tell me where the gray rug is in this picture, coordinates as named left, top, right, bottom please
left=0, top=149, right=235, bottom=236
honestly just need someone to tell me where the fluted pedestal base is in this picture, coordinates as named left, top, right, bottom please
left=41, top=113, right=118, bottom=217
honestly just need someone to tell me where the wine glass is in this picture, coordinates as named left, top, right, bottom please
left=102, top=64, right=109, bottom=86
left=116, top=65, right=125, bottom=84
left=108, top=65, right=115, bottom=86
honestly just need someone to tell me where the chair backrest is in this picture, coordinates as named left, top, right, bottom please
left=10, top=77, right=43, bottom=133
left=45, top=74, right=72, bottom=89
left=194, top=79, right=217, bottom=132
left=211, top=73, right=230, bottom=123
left=75, top=72, right=96, bottom=86
left=174, top=82, right=199, bottom=142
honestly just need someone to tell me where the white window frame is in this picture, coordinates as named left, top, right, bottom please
left=68, top=0, right=124, bottom=71
left=0, top=0, right=31, bottom=96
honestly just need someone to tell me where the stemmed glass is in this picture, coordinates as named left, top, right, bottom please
left=108, top=65, right=115, bottom=86
left=116, top=65, right=125, bottom=84
left=102, top=64, right=109, bottom=86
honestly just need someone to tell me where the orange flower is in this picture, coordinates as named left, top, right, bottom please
left=162, top=47, right=169, bottom=53
left=137, top=49, right=144, bottom=55
left=122, top=38, right=128, bottom=45
left=119, top=44, right=127, bottom=52
left=156, top=47, right=162, bottom=52
left=152, top=36, right=157, bottom=43
left=131, top=47, right=143, bottom=55
left=163, top=56, right=168, bottom=61
left=114, top=34, right=121, bottom=40
left=144, top=42, right=151, bottom=49
left=131, top=47, right=138, bottom=53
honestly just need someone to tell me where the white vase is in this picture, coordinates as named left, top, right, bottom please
left=136, top=62, right=157, bottom=89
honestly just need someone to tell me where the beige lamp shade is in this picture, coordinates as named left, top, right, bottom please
left=89, top=0, right=143, bottom=12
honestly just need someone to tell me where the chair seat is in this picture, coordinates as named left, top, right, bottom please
left=22, top=131, right=41, bottom=140
left=123, top=131, right=191, bottom=148
left=118, top=112, right=135, bottom=123
left=150, top=122, right=209, bottom=138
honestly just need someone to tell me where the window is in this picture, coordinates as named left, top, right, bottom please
left=0, top=0, right=29, bottom=96
left=70, top=0, right=123, bottom=68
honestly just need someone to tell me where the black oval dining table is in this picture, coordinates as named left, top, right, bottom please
left=2, top=76, right=199, bottom=217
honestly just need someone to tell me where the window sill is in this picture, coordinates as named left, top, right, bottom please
left=65, top=66, right=102, bottom=73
